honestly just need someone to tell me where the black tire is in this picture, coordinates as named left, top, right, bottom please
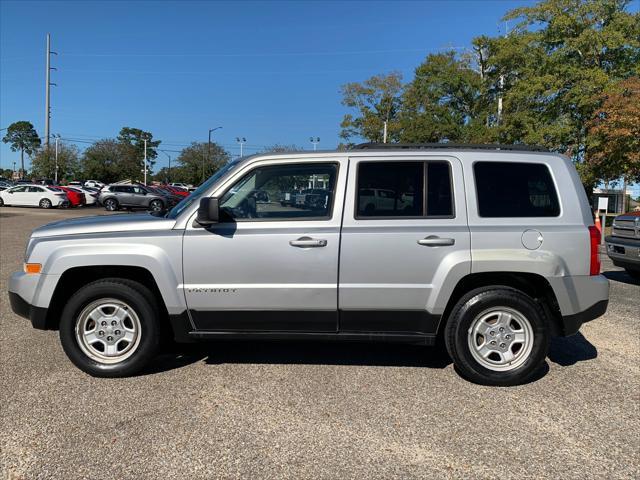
left=0, top=197, right=4, bottom=207
left=149, top=199, right=164, bottom=212
left=39, top=198, right=52, bottom=209
left=59, top=278, right=161, bottom=377
left=444, top=286, right=549, bottom=386
left=104, top=198, right=118, bottom=211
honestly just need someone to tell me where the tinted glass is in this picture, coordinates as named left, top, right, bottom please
left=220, top=163, right=338, bottom=221
left=426, top=162, right=453, bottom=216
left=474, top=162, right=560, bottom=217
left=357, top=162, right=424, bottom=217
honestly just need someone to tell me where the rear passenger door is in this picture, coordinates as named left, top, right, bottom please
left=338, top=156, right=471, bottom=334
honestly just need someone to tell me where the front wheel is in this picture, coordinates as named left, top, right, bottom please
left=444, top=287, right=549, bottom=386
left=59, top=279, right=161, bottom=377
left=0, top=197, right=4, bottom=207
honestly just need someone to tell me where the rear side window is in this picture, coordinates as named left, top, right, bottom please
left=357, top=162, right=424, bottom=217
left=474, top=162, right=560, bottom=217
left=356, top=161, right=453, bottom=218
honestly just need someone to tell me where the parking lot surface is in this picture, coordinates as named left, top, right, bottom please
left=1, top=207, right=639, bottom=479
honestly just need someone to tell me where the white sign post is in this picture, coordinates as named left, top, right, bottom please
left=597, top=197, right=609, bottom=245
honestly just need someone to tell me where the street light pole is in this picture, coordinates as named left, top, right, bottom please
left=236, top=137, right=246, bottom=157
left=206, top=127, right=223, bottom=183
left=309, top=136, right=320, bottom=151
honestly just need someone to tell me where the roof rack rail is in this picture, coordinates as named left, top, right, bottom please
left=352, top=142, right=549, bottom=152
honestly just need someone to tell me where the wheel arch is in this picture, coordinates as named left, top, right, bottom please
left=438, top=272, right=563, bottom=337
left=44, top=266, right=170, bottom=330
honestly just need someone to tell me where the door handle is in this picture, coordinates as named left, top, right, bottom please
left=289, top=236, right=327, bottom=248
left=417, top=236, right=455, bottom=247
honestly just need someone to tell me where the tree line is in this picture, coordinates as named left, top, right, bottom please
left=339, top=0, right=639, bottom=189
left=1, top=123, right=231, bottom=186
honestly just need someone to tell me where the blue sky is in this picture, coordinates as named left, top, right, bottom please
left=2, top=0, right=535, bottom=173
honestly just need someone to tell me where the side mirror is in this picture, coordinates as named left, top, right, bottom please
left=196, top=197, right=219, bottom=226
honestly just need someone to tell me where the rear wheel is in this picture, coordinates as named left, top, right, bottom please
left=0, top=197, right=4, bottom=207
left=59, top=279, right=161, bottom=377
left=444, top=287, right=549, bottom=386
left=104, top=198, right=118, bottom=211
left=39, top=198, right=52, bottom=209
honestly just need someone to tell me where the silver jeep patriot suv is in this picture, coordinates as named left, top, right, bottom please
left=9, top=144, right=609, bottom=385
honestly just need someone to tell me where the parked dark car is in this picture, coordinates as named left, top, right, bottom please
left=98, top=184, right=169, bottom=212
left=605, top=211, right=640, bottom=279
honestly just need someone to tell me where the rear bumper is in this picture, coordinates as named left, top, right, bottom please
left=560, top=299, right=608, bottom=336
left=9, top=291, right=49, bottom=329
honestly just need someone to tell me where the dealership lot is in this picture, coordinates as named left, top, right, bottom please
left=1, top=207, right=638, bottom=479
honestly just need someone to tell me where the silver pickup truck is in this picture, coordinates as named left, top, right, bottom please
left=8, top=144, right=609, bottom=386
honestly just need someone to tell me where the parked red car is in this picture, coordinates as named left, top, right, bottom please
left=162, top=184, right=189, bottom=197
left=54, top=186, right=86, bottom=207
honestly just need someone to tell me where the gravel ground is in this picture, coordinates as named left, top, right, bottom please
left=1, top=207, right=639, bottom=479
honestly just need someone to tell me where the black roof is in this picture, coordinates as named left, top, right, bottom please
left=352, top=142, right=548, bottom=152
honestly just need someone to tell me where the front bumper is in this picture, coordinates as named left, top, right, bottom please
left=605, top=235, right=640, bottom=272
left=9, top=291, right=49, bottom=329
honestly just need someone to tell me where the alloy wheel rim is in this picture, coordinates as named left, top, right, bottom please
left=75, top=298, right=142, bottom=364
left=467, top=307, right=534, bottom=372
left=150, top=201, right=162, bottom=211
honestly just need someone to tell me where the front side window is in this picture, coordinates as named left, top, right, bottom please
left=474, top=162, right=560, bottom=217
left=219, top=163, right=338, bottom=221
left=9, top=186, right=27, bottom=193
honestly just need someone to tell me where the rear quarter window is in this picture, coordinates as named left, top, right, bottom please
left=474, top=162, right=560, bottom=217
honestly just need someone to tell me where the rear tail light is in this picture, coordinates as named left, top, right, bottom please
left=588, top=225, right=601, bottom=275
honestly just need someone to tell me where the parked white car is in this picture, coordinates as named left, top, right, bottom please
left=0, top=184, right=68, bottom=208
left=84, top=180, right=105, bottom=189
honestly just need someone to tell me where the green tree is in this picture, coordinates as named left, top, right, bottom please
left=2, top=121, right=41, bottom=178
left=173, top=142, right=230, bottom=186
left=496, top=0, right=640, bottom=160
left=400, top=51, right=487, bottom=143
left=117, top=127, right=161, bottom=175
left=81, top=140, right=140, bottom=183
left=0, top=168, right=13, bottom=179
left=339, top=72, right=403, bottom=145
left=31, top=143, right=80, bottom=181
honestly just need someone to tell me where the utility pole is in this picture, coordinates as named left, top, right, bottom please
left=236, top=137, right=246, bottom=157
left=143, top=138, right=148, bottom=185
left=309, top=136, right=320, bottom=151
left=54, top=134, right=60, bottom=184
left=44, top=34, right=57, bottom=147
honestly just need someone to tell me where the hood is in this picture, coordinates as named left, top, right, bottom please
left=31, top=212, right=177, bottom=238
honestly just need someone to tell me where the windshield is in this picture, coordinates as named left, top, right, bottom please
left=165, top=160, right=241, bottom=219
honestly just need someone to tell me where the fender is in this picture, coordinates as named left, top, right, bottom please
left=27, top=232, right=186, bottom=315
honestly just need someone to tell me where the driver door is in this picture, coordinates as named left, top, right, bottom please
left=182, top=158, right=347, bottom=332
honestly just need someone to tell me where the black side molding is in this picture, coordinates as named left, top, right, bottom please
left=561, top=299, right=609, bottom=336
